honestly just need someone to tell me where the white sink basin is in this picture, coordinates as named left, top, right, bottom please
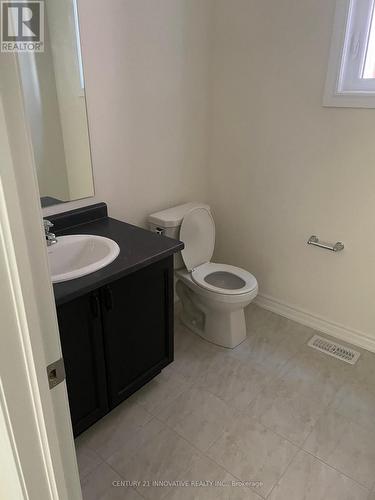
left=48, top=234, right=120, bottom=283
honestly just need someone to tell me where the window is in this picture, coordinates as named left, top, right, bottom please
left=324, top=0, right=375, bottom=107
left=72, top=0, right=85, bottom=92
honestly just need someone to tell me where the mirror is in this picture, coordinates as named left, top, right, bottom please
left=18, top=0, right=94, bottom=207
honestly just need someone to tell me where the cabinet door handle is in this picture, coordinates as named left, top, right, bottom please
left=104, top=286, right=114, bottom=311
left=90, top=294, right=100, bottom=318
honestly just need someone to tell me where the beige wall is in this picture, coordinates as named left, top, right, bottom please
left=209, top=0, right=375, bottom=342
left=44, top=0, right=212, bottom=223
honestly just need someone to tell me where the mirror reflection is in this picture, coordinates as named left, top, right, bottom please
left=18, top=0, right=94, bottom=207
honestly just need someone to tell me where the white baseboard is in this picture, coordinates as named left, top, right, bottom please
left=255, top=294, right=375, bottom=354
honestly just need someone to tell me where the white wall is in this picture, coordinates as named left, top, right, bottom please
left=44, top=0, right=211, bottom=223
left=209, top=0, right=375, bottom=345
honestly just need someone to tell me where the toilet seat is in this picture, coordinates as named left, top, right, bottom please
left=192, top=262, right=258, bottom=295
left=180, top=207, right=257, bottom=296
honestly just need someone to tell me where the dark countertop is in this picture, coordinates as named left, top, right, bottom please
left=52, top=215, right=183, bottom=306
left=41, top=196, right=64, bottom=208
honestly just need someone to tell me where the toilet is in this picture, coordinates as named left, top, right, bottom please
left=148, top=202, right=258, bottom=348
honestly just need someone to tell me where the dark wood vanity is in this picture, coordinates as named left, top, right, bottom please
left=50, top=203, right=183, bottom=436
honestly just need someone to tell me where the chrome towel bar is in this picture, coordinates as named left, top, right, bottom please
left=307, top=235, right=344, bottom=252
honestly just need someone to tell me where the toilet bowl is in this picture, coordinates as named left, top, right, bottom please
left=148, top=202, right=258, bottom=348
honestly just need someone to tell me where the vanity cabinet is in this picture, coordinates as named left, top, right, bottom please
left=57, top=257, right=174, bottom=436
left=57, top=293, right=108, bottom=436
left=101, top=259, right=173, bottom=408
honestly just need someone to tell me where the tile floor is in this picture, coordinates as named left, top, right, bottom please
left=76, top=304, right=375, bottom=499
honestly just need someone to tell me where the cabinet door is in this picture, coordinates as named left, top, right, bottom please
left=101, top=257, right=174, bottom=408
left=57, top=293, right=108, bottom=436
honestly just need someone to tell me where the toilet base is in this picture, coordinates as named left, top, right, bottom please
left=176, top=279, right=249, bottom=349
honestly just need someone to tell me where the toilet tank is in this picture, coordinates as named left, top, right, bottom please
left=148, top=202, right=211, bottom=270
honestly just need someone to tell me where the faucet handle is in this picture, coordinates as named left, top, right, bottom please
left=43, top=219, right=57, bottom=246
left=43, top=219, right=54, bottom=231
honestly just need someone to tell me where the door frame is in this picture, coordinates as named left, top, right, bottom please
left=0, top=52, right=82, bottom=499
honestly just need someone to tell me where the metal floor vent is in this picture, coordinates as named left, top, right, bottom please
left=307, top=335, right=360, bottom=365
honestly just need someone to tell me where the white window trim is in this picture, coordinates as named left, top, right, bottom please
left=72, top=0, right=85, bottom=97
left=324, top=0, right=375, bottom=108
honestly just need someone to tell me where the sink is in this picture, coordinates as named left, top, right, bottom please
left=48, top=235, right=120, bottom=283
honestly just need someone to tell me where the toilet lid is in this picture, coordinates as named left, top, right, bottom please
left=180, top=207, right=215, bottom=271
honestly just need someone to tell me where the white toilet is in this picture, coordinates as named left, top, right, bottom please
left=148, top=202, right=258, bottom=348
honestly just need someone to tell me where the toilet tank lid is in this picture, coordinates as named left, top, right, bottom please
left=148, top=202, right=210, bottom=228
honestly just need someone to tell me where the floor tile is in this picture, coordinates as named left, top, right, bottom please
left=163, top=454, right=261, bottom=500
left=174, top=316, right=222, bottom=354
left=78, top=398, right=152, bottom=460
left=349, top=349, right=375, bottom=386
left=173, top=326, right=222, bottom=382
left=207, top=414, right=297, bottom=497
left=279, top=346, right=352, bottom=389
left=81, top=462, right=143, bottom=500
left=229, top=305, right=313, bottom=377
left=131, top=368, right=191, bottom=415
left=248, top=373, right=335, bottom=445
left=75, top=438, right=102, bottom=479
left=158, top=386, right=237, bottom=451
left=174, top=320, right=200, bottom=353
left=155, top=454, right=229, bottom=500
left=304, top=409, right=375, bottom=489
left=332, top=381, right=375, bottom=431
left=107, top=418, right=201, bottom=500
left=245, top=305, right=314, bottom=343
left=194, top=352, right=271, bottom=411
left=268, top=450, right=369, bottom=500
left=78, top=306, right=375, bottom=500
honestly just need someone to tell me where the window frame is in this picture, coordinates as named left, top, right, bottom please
left=72, top=0, right=85, bottom=96
left=324, top=0, right=375, bottom=108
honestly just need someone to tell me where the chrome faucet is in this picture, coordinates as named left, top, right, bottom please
left=44, top=219, right=58, bottom=246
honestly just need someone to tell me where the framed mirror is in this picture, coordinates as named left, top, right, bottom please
left=17, top=0, right=94, bottom=208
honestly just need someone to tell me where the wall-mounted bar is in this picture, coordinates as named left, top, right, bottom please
left=307, top=235, right=344, bottom=252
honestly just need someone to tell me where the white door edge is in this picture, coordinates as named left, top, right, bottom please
left=0, top=52, right=81, bottom=500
